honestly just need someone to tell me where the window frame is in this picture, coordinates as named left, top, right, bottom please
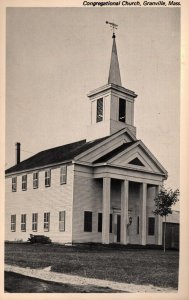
left=119, top=98, right=126, bottom=123
left=33, top=172, right=39, bottom=189
left=12, top=177, right=17, bottom=192
left=22, top=174, right=27, bottom=191
left=59, top=211, right=66, bottom=232
left=44, top=212, right=50, bottom=232
left=32, top=213, right=38, bottom=232
left=60, top=166, right=67, bottom=185
left=148, top=217, right=155, bottom=236
left=96, top=98, right=103, bottom=123
left=21, top=214, right=26, bottom=232
left=84, top=211, right=92, bottom=232
left=45, top=170, right=51, bottom=187
left=11, top=214, right=16, bottom=232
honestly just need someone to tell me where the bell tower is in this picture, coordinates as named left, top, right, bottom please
left=87, top=22, right=137, bottom=142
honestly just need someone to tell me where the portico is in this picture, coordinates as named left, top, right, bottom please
left=98, top=170, right=163, bottom=245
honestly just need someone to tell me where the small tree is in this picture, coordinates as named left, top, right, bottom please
left=153, top=187, right=179, bottom=252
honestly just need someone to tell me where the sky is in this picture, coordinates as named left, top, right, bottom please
left=6, top=7, right=180, bottom=192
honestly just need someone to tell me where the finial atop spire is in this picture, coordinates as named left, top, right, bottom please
left=106, top=21, right=122, bottom=86
left=106, top=21, right=118, bottom=38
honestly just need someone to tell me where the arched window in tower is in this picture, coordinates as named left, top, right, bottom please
left=119, top=98, right=126, bottom=123
left=96, top=98, right=103, bottom=122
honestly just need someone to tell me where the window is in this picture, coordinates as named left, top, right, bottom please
left=45, top=170, right=51, bottom=187
left=44, top=212, right=50, bottom=231
left=22, top=175, right=27, bottom=191
left=12, top=177, right=17, bottom=192
left=33, top=172, right=39, bottom=189
left=11, top=215, right=16, bottom=232
left=32, top=213, right=38, bottom=231
left=96, top=98, right=103, bottom=122
left=84, top=211, right=92, bottom=232
left=109, top=213, right=113, bottom=233
left=137, top=216, right=139, bottom=234
left=21, top=214, right=26, bottom=232
left=98, top=213, right=102, bottom=232
left=119, top=98, right=126, bottom=123
left=59, top=211, right=66, bottom=232
left=60, top=166, right=67, bottom=185
left=148, top=217, right=155, bottom=235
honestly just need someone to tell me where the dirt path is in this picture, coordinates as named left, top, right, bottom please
left=5, top=264, right=177, bottom=293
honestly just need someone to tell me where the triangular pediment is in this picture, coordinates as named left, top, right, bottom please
left=74, top=129, right=167, bottom=177
left=128, top=157, right=145, bottom=167
left=107, top=141, right=167, bottom=175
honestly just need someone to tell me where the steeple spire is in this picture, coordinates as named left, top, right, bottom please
left=106, top=21, right=122, bottom=86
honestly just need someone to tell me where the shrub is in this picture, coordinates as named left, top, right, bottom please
left=27, top=234, right=52, bottom=244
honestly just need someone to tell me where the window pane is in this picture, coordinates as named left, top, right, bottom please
left=96, top=98, right=103, bottom=123
left=33, top=173, right=38, bottom=189
left=59, top=211, right=66, bottom=232
left=119, top=98, right=126, bottom=122
left=45, top=170, right=51, bottom=187
left=148, top=217, right=155, bottom=235
left=21, top=214, right=26, bottom=232
left=12, top=177, right=17, bottom=192
left=60, top=166, right=67, bottom=184
left=84, top=211, right=92, bottom=232
left=44, top=212, right=50, bottom=231
left=32, top=213, right=38, bottom=231
left=11, top=215, right=16, bottom=232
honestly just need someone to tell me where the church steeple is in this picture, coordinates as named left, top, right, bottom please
left=108, top=33, right=122, bottom=86
left=86, top=22, right=137, bottom=142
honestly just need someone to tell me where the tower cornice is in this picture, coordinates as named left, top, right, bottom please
left=87, top=83, right=137, bottom=99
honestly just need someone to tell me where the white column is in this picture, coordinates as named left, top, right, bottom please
left=141, top=183, right=147, bottom=245
left=102, top=177, right=111, bottom=244
left=155, top=185, right=162, bottom=245
left=121, top=180, right=129, bottom=245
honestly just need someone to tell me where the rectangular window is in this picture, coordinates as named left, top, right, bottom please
left=60, top=166, right=67, bottom=185
left=22, top=175, right=27, bottom=191
left=148, top=217, right=155, bottom=235
left=119, top=98, right=126, bottom=123
left=137, top=216, right=139, bottom=234
left=109, top=213, right=113, bottom=233
left=96, top=98, right=103, bottom=123
left=44, top=212, right=50, bottom=231
left=21, top=214, right=26, bottom=232
left=45, top=170, right=51, bottom=187
left=12, top=177, right=17, bottom=192
left=84, top=211, right=92, bottom=232
left=59, top=211, right=66, bottom=232
left=11, top=215, right=16, bottom=232
left=33, top=172, right=39, bottom=189
left=32, top=213, right=38, bottom=232
left=98, top=213, right=102, bottom=232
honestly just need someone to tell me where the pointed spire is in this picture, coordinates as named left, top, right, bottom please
left=108, top=33, right=122, bottom=86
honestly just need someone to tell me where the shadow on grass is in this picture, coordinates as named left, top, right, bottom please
left=5, top=271, right=123, bottom=293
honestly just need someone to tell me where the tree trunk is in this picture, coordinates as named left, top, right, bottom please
left=164, top=215, right=166, bottom=253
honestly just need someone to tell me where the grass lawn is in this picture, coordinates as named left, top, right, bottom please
left=5, top=243, right=179, bottom=289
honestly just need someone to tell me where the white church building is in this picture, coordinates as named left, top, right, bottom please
left=5, top=30, right=168, bottom=245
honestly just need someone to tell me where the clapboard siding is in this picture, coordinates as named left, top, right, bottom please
left=5, top=164, right=74, bottom=243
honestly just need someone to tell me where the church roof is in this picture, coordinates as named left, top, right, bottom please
left=108, top=34, right=122, bottom=86
left=5, top=136, right=109, bottom=175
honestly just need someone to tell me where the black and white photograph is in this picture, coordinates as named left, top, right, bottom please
left=1, top=0, right=188, bottom=296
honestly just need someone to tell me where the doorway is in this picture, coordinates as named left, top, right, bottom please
left=117, top=215, right=121, bottom=243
